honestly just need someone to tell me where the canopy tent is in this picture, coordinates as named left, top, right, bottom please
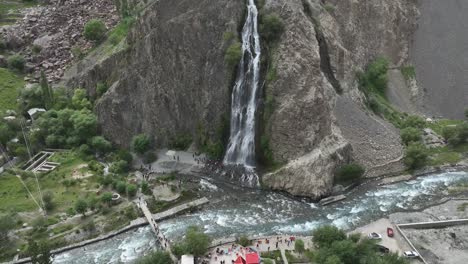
left=234, top=256, right=246, bottom=264
left=246, top=253, right=259, bottom=264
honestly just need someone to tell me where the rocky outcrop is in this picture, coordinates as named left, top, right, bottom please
left=93, top=0, right=244, bottom=147
left=261, top=0, right=418, bottom=198
left=0, top=0, right=119, bottom=82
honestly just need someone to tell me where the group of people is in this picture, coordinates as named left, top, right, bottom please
left=138, top=198, right=170, bottom=249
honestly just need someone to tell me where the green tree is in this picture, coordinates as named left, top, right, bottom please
left=174, top=226, right=211, bottom=257
left=28, top=240, right=53, bottom=264
left=225, top=41, right=242, bottom=69
left=101, top=192, right=113, bottom=206
left=335, top=163, right=365, bottom=183
left=90, top=136, right=112, bottom=155
left=83, top=19, right=107, bottom=42
left=74, top=199, right=88, bottom=216
left=71, top=89, right=92, bottom=110
left=132, top=134, right=151, bottom=154
left=404, top=143, right=428, bottom=170
left=260, top=14, right=285, bottom=43
left=295, top=239, right=305, bottom=254
left=70, top=109, right=97, bottom=143
left=135, top=251, right=173, bottom=264
left=312, top=225, right=346, bottom=248
left=324, top=255, right=343, bottom=264
left=400, top=127, right=422, bottom=145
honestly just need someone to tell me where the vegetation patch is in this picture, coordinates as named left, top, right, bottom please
left=400, top=65, right=416, bottom=81
left=0, top=68, right=24, bottom=113
left=334, top=163, right=365, bottom=184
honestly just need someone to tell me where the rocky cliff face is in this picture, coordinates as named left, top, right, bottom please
left=91, top=0, right=244, bottom=147
left=261, top=0, right=418, bottom=199
left=63, top=0, right=419, bottom=199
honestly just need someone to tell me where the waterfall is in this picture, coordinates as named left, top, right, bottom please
left=224, top=0, right=261, bottom=168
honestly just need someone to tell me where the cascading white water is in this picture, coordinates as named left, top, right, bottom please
left=224, top=0, right=261, bottom=168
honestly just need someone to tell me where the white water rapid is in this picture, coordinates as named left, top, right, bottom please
left=224, top=0, right=261, bottom=168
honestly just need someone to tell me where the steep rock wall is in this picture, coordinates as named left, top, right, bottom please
left=262, top=0, right=418, bottom=198
left=93, top=0, right=244, bottom=147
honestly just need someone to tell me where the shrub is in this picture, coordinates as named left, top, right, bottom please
left=116, top=181, right=127, bottom=194
left=32, top=45, right=42, bottom=54
left=126, top=184, right=137, bottom=197
left=237, top=235, right=250, bottom=247
left=225, top=41, right=242, bottom=69
left=260, top=14, right=285, bottom=43
left=401, top=115, right=425, bottom=129
left=169, top=133, right=192, bottom=150
left=83, top=19, right=107, bottom=42
left=295, top=239, right=305, bottom=254
left=404, top=143, right=428, bottom=170
left=74, top=199, right=88, bottom=216
left=400, top=127, right=422, bottom=145
left=88, top=160, right=104, bottom=174
left=312, top=225, right=346, bottom=248
left=335, top=163, right=365, bottom=183
left=101, top=192, right=113, bottom=206
left=96, top=82, right=108, bottom=97
left=42, top=192, right=55, bottom=212
left=7, top=54, right=25, bottom=71
left=401, top=65, right=416, bottom=81
left=141, top=182, right=151, bottom=195
left=132, top=134, right=151, bottom=154
left=90, top=136, right=112, bottom=155
left=71, top=46, right=85, bottom=60
left=110, top=160, right=129, bottom=174
left=358, top=57, right=389, bottom=95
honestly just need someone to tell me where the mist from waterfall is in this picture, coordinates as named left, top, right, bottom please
left=224, top=0, right=261, bottom=168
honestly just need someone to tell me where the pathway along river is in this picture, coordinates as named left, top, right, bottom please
left=52, top=171, right=468, bottom=263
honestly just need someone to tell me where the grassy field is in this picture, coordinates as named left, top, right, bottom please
left=0, top=67, right=24, bottom=113
left=0, top=151, right=100, bottom=214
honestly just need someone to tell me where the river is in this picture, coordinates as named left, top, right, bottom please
left=52, top=171, right=468, bottom=263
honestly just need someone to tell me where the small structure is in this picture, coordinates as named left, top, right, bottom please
left=27, top=108, right=46, bottom=121
left=234, top=256, right=246, bottom=264
left=181, top=255, right=194, bottom=264
left=245, top=253, right=259, bottom=264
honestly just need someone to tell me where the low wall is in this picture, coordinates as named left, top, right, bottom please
left=398, top=219, right=468, bottom=229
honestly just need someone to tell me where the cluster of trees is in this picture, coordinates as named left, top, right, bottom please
left=442, top=122, right=468, bottom=147
left=311, top=225, right=409, bottom=264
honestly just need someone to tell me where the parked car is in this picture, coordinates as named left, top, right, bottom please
left=403, top=251, right=419, bottom=258
left=387, top=227, right=394, bottom=237
left=368, top=232, right=382, bottom=240
left=376, top=245, right=390, bottom=254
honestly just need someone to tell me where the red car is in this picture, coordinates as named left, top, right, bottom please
left=387, top=227, right=394, bottom=237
